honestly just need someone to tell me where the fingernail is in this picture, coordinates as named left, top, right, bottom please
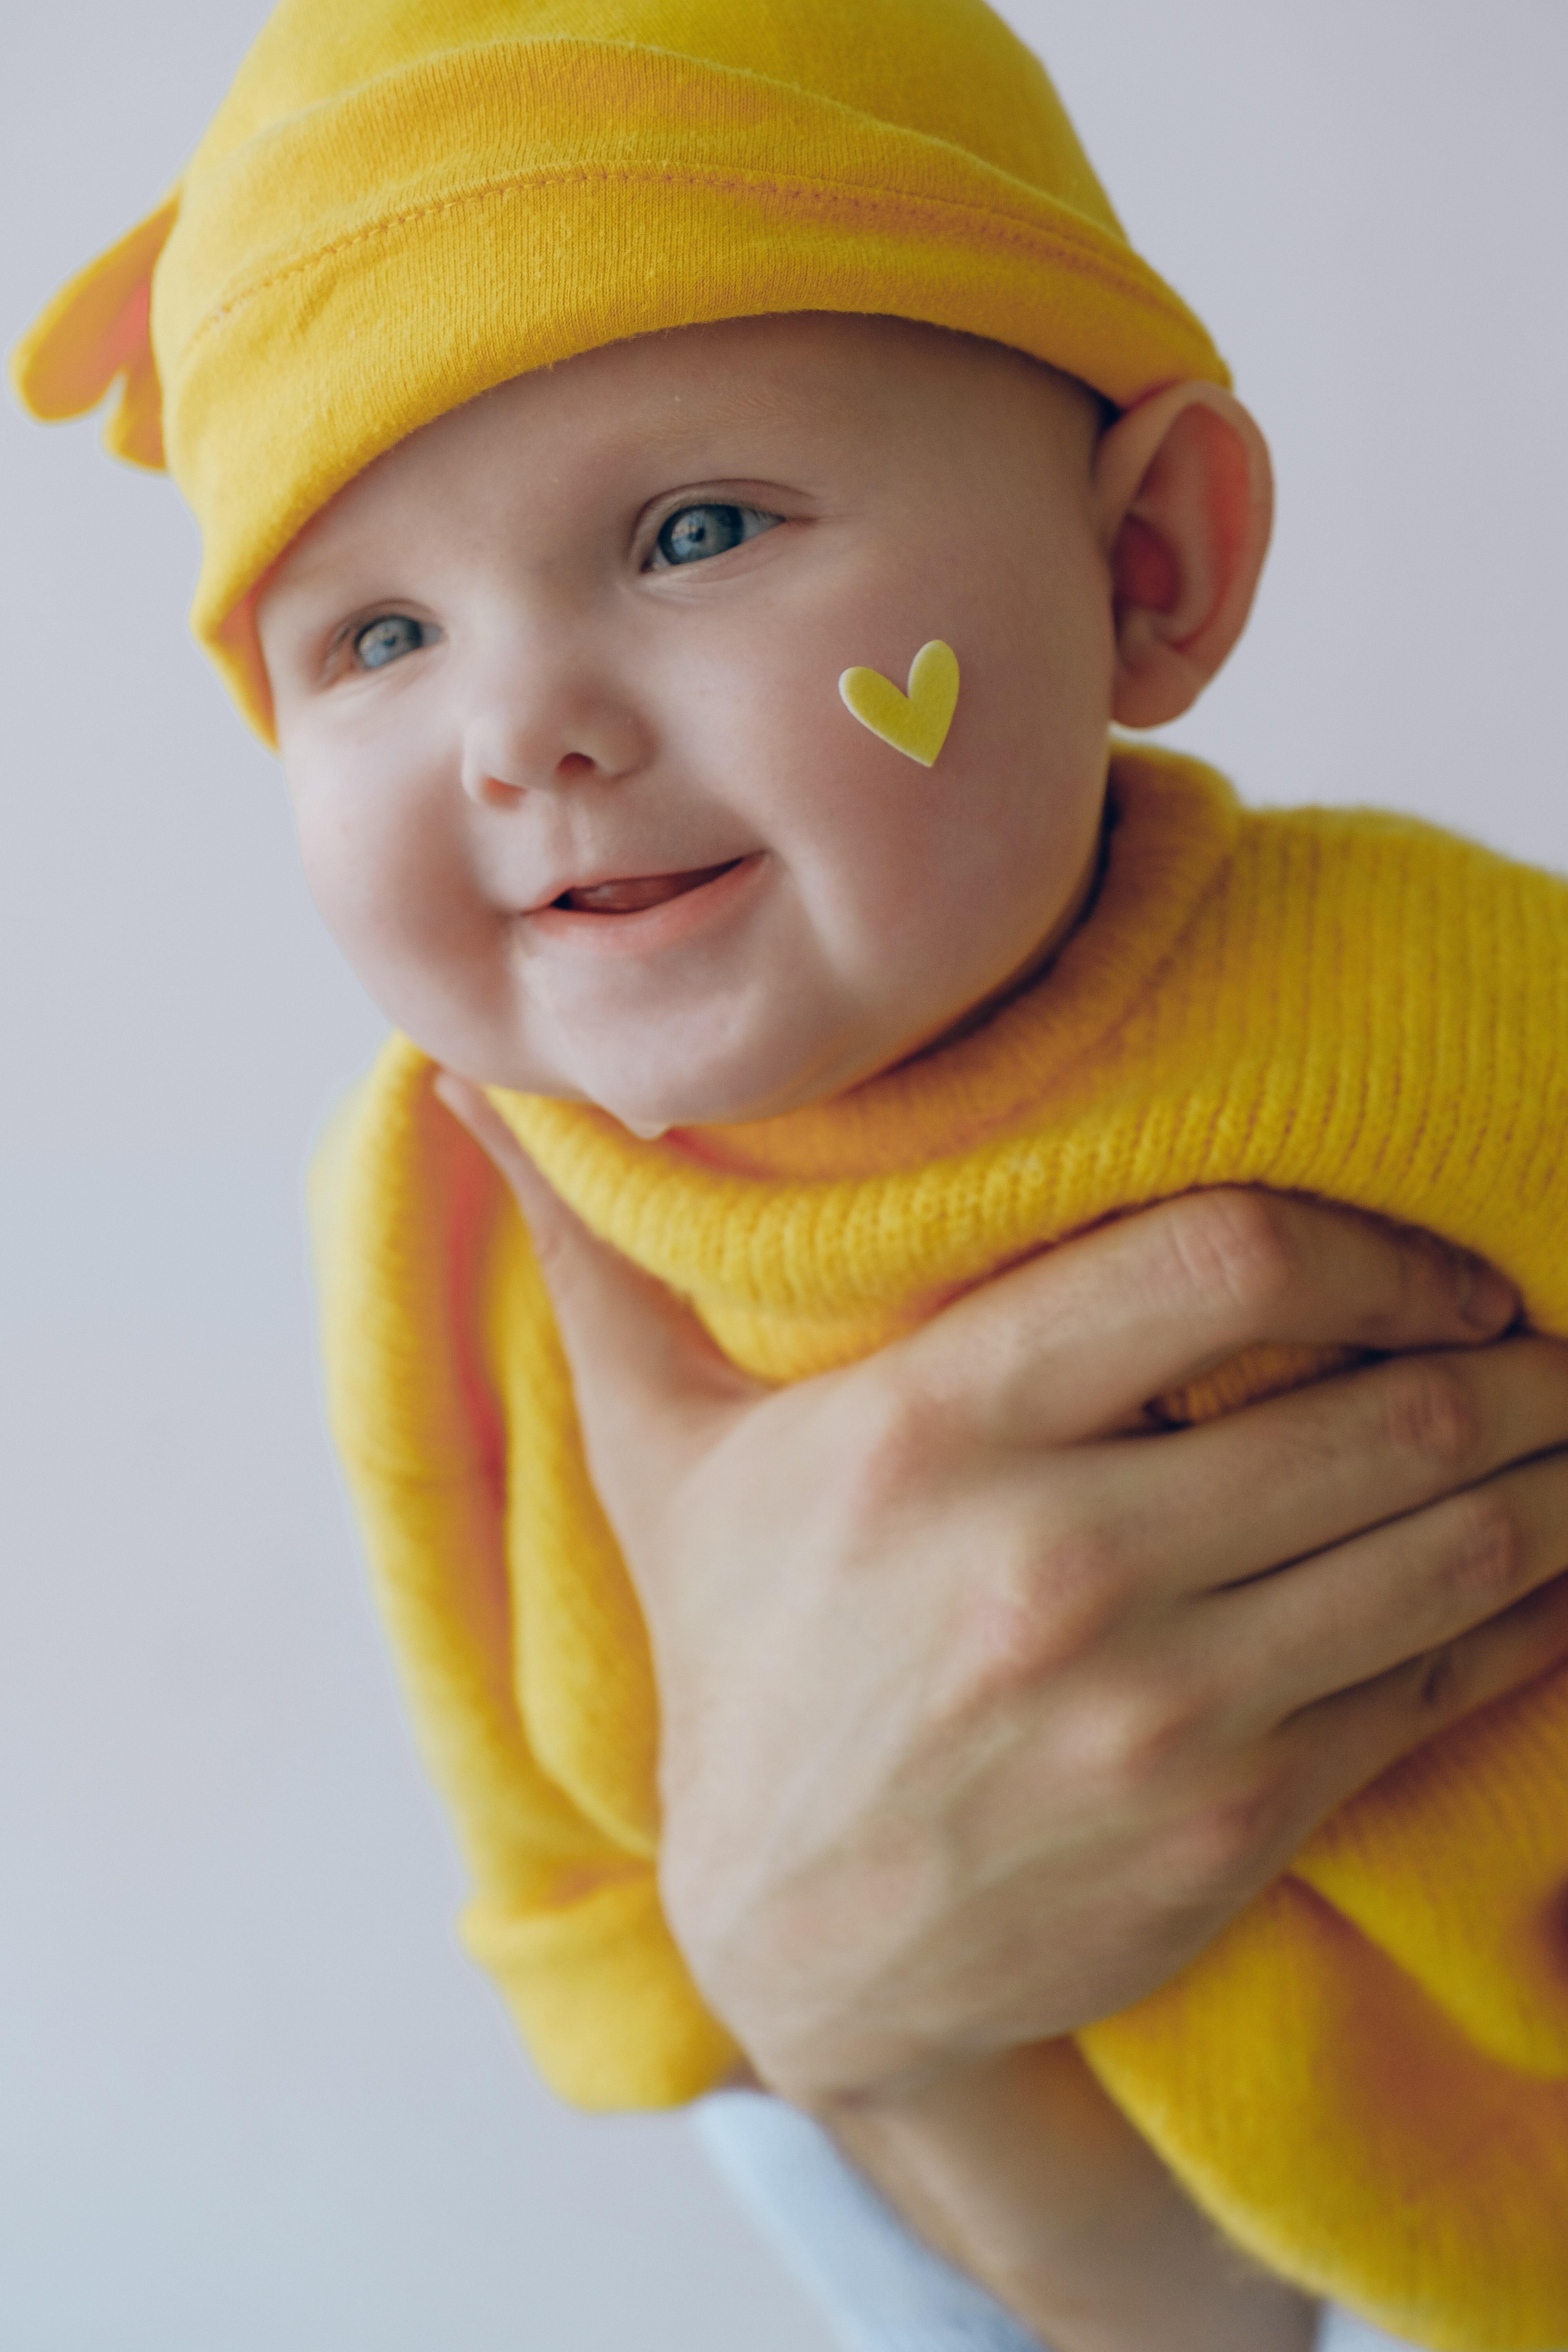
left=1456, top=1252, right=1516, bottom=1330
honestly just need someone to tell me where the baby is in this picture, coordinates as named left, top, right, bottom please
left=256, top=315, right=1215, bottom=1138
left=15, top=1, right=1568, bottom=2347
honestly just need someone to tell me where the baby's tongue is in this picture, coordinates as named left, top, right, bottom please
left=562, top=861, right=734, bottom=914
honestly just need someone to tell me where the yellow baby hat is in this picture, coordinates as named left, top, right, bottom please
left=12, top=0, right=1228, bottom=737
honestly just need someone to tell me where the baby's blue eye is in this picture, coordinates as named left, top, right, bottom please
left=654, top=503, right=779, bottom=567
left=353, top=613, right=429, bottom=669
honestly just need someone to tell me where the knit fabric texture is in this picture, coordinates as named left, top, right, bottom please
left=313, top=745, right=1568, bottom=2352
left=9, top=0, right=1226, bottom=740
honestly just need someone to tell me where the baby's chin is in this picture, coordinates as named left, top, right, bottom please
left=613, top=1107, right=678, bottom=1140
left=469, top=1056, right=814, bottom=1136
left=501, top=1051, right=865, bottom=1137
left=462, top=1017, right=827, bottom=1132
left=581, top=1072, right=825, bottom=1138
left=566, top=1045, right=917, bottom=1137
left=474, top=998, right=1004, bottom=1134
left=454, top=977, right=990, bottom=1132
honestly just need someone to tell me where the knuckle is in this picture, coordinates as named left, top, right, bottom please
left=1159, top=1779, right=1293, bottom=1897
left=1441, top=1484, right=1531, bottom=1613
left=946, top=1520, right=1131, bottom=1711
left=1158, top=1190, right=1301, bottom=1326
left=1069, top=1668, right=1210, bottom=1798
left=1399, top=1490, right=1537, bottom=1727
left=1379, top=1358, right=1483, bottom=1473
left=1374, top=1223, right=1455, bottom=1335
left=839, top=1369, right=953, bottom=1526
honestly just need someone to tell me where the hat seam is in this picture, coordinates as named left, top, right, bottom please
left=171, top=160, right=1205, bottom=375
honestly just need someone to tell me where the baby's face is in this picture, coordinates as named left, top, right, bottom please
left=258, top=315, right=1114, bottom=1131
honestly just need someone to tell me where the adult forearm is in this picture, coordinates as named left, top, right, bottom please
left=819, top=2041, right=1317, bottom=2352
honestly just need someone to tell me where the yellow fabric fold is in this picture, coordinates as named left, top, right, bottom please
left=316, top=744, right=1568, bottom=2348
left=10, top=0, right=1226, bottom=739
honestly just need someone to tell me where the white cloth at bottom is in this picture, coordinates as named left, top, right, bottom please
left=692, top=2089, right=1470, bottom=2352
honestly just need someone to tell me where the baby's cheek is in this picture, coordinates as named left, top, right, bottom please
left=846, top=772, right=1089, bottom=1035
left=290, top=785, right=388, bottom=956
left=292, top=768, right=447, bottom=977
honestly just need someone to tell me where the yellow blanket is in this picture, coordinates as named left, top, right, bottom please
left=314, top=745, right=1568, bottom=2349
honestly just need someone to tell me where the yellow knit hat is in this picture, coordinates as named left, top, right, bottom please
left=11, top=0, right=1228, bottom=739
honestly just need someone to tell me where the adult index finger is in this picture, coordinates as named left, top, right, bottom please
left=889, top=1189, right=1517, bottom=1452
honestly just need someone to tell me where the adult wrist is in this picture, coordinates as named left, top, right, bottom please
left=816, top=2044, right=1318, bottom=2352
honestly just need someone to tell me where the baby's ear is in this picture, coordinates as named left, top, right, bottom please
left=1094, top=383, right=1273, bottom=730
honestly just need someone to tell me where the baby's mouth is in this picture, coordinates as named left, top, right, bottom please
left=552, top=859, right=744, bottom=915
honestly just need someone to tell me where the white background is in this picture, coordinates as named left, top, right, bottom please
left=3, top=6, right=1565, bottom=2347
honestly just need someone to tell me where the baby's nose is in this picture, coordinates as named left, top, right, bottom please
left=460, top=696, right=646, bottom=805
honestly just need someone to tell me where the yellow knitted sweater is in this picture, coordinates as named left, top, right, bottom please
left=314, top=746, right=1568, bottom=2350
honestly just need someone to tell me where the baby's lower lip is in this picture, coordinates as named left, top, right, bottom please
left=554, top=860, right=742, bottom=914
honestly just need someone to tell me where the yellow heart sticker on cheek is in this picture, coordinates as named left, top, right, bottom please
left=838, top=640, right=960, bottom=768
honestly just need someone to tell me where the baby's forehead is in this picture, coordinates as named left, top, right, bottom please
left=404, top=314, right=1093, bottom=488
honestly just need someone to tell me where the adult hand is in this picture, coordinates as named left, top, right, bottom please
left=437, top=1077, right=1568, bottom=2110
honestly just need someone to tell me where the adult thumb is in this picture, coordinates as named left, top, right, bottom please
left=432, top=1074, right=757, bottom=1518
